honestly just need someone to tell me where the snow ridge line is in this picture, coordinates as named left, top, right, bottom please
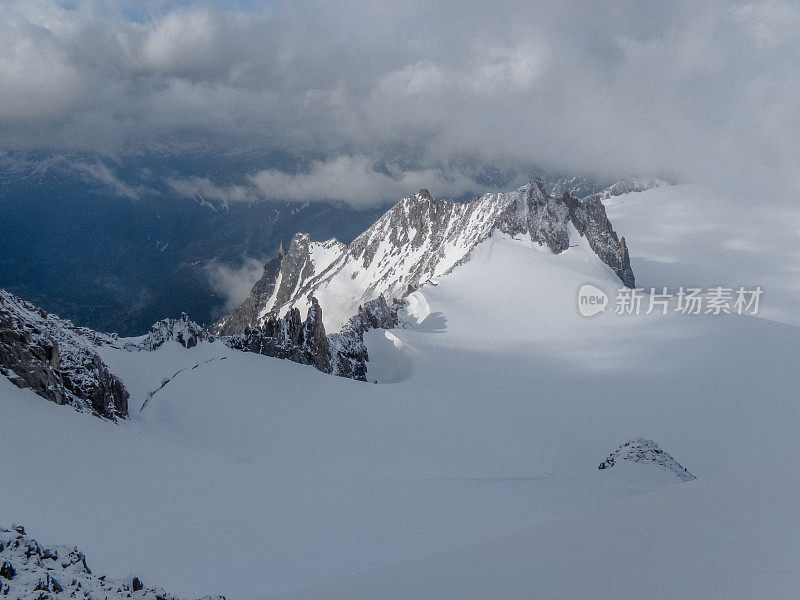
left=140, top=356, right=227, bottom=412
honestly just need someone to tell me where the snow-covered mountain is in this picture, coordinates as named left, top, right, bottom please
left=545, top=174, right=606, bottom=198
left=590, top=177, right=666, bottom=200
left=125, top=313, right=214, bottom=352
left=213, top=180, right=635, bottom=333
left=1, top=179, right=798, bottom=599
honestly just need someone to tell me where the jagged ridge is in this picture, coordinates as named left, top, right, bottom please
left=126, top=313, right=214, bottom=352
left=224, top=295, right=403, bottom=381
left=214, top=179, right=636, bottom=334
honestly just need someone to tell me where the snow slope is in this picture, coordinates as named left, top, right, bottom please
left=281, top=465, right=800, bottom=600
left=1, top=182, right=799, bottom=598
left=603, top=182, right=800, bottom=327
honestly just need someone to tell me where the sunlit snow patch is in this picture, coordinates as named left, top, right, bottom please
left=400, top=290, right=431, bottom=326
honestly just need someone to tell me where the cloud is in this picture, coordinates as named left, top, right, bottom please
left=72, top=161, right=142, bottom=200
left=167, top=176, right=257, bottom=204
left=169, top=156, right=492, bottom=208
left=249, top=156, right=485, bottom=208
left=0, top=8, right=83, bottom=122
left=0, top=0, right=799, bottom=206
left=139, top=9, right=220, bottom=75
left=205, top=257, right=267, bottom=314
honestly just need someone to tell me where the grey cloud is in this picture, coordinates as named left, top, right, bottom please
left=0, top=0, right=798, bottom=206
left=249, top=156, right=487, bottom=208
left=168, top=156, right=490, bottom=208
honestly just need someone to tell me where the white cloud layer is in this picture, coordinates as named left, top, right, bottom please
left=205, top=257, right=268, bottom=315
left=1, top=0, right=799, bottom=205
left=73, top=162, right=141, bottom=200
left=248, top=156, right=485, bottom=208
left=167, top=176, right=257, bottom=204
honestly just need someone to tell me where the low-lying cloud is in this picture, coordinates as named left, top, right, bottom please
left=249, top=156, right=486, bottom=208
left=165, top=156, right=491, bottom=208
left=167, top=176, right=258, bottom=204
left=205, top=257, right=266, bottom=315
left=73, top=162, right=142, bottom=200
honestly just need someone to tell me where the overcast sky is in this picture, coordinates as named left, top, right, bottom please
left=1, top=0, right=799, bottom=206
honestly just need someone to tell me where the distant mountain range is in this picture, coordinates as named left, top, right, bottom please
left=0, top=151, right=616, bottom=335
left=214, top=179, right=645, bottom=334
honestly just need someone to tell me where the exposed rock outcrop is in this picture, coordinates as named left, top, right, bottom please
left=0, top=289, right=129, bottom=420
left=598, top=438, right=696, bottom=481
left=0, top=525, right=226, bottom=600
left=563, top=192, right=636, bottom=287
left=223, top=295, right=402, bottom=381
left=303, top=297, right=331, bottom=373
left=329, top=296, right=405, bottom=380
left=214, top=180, right=636, bottom=334
left=126, top=313, right=213, bottom=351
left=224, top=296, right=332, bottom=373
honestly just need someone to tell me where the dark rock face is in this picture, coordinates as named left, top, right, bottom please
left=0, top=326, right=64, bottom=405
left=126, top=313, right=213, bottom=351
left=0, top=289, right=129, bottom=420
left=225, top=296, right=332, bottom=374
left=564, top=192, right=636, bottom=287
left=224, top=295, right=402, bottom=381
left=0, top=525, right=227, bottom=600
left=598, top=438, right=696, bottom=481
left=495, top=180, right=571, bottom=252
left=303, top=297, right=331, bottom=373
left=329, top=296, right=405, bottom=381
left=493, top=182, right=635, bottom=286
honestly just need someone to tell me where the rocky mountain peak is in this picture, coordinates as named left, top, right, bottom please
left=211, top=234, right=346, bottom=336
left=125, top=313, right=212, bottom=351
left=214, top=180, right=639, bottom=334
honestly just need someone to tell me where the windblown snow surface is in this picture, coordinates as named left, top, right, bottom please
left=2, top=183, right=800, bottom=599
